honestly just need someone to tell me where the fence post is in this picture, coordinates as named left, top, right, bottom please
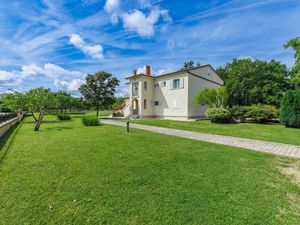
left=126, top=121, right=130, bottom=133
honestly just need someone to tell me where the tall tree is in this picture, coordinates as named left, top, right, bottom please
left=218, top=58, right=290, bottom=107
left=25, top=87, right=55, bottom=131
left=180, top=61, right=201, bottom=70
left=284, top=37, right=300, bottom=87
left=79, top=71, right=119, bottom=116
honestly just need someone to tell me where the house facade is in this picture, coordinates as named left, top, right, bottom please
left=123, top=64, right=224, bottom=120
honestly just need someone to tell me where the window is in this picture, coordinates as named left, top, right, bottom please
left=153, top=101, right=160, bottom=106
left=173, top=79, right=180, bottom=89
left=144, top=82, right=147, bottom=91
left=154, top=83, right=159, bottom=88
left=132, top=82, right=139, bottom=96
left=159, top=81, right=166, bottom=87
left=144, top=99, right=147, bottom=110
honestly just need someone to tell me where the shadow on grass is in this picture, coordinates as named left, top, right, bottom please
left=45, top=126, right=72, bottom=131
left=0, top=123, right=20, bottom=165
left=24, top=120, right=70, bottom=124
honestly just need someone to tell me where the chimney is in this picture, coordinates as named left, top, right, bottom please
left=133, top=69, right=137, bottom=76
left=145, top=65, right=151, bottom=76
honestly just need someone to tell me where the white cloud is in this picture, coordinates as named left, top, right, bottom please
left=103, top=0, right=171, bottom=37
left=136, top=65, right=146, bottom=74
left=54, top=78, right=84, bottom=92
left=0, top=63, right=83, bottom=91
left=104, top=0, right=120, bottom=13
left=21, top=63, right=82, bottom=79
left=104, top=0, right=120, bottom=24
left=69, top=34, right=104, bottom=60
left=122, top=7, right=171, bottom=37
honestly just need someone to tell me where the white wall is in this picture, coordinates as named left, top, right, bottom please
left=140, top=76, right=154, bottom=117
left=188, top=66, right=223, bottom=117
left=153, top=72, right=189, bottom=117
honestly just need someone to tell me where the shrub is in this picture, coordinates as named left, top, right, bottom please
left=205, top=108, right=232, bottom=123
left=244, top=105, right=279, bottom=123
left=112, top=102, right=125, bottom=110
left=57, top=114, right=71, bottom=120
left=229, top=105, right=252, bottom=122
left=82, top=116, right=99, bottom=126
left=280, top=89, right=300, bottom=128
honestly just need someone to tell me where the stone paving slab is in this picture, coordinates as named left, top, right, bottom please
left=101, top=120, right=300, bottom=159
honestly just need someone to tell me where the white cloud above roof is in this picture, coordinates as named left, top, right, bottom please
left=69, top=34, right=104, bottom=60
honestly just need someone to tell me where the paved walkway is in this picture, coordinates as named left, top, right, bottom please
left=101, top=120, right=300, bottom=159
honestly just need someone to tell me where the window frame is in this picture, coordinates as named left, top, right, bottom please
left=173, top=79, right=180, bottom=89
left=132, top=82, right=139, bottom=97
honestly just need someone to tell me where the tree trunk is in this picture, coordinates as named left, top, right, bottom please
left=34, top=111, right=44, bottom=131
left=31, top=112, right=38, bottom=121
left=96, top=108, right=99, bottom=117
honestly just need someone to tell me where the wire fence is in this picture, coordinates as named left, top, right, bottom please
left=0, top=113, right=18, bottom=125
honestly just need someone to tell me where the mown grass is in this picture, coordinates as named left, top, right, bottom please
left=0, top=116, right=299, bottom=224
left=129, top=119, right=300, bottom=145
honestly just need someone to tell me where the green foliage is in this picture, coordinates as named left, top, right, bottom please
left=112, top=97, right=125, bottom=110
left=284, top=37, right=300, bottom=87
left=79, top=71, right=119, bottom=116
left=230, top=105, right=252, bottom=117
left=82, top=116, right=99, bottom=126
left=280, top=89, right=300, bottom=128
left=244, top=105, right=279, bottom=123
left=1, top=91, right=26, bottom=112
left=205, top=108, right=232, bottom=123
left=57, top=114, right=71, bottom=121
left=195, top=86, right=228, bottom=108
left=219, top=58, right=290, bottom=107
left=25, top=87, right=55, bottom=113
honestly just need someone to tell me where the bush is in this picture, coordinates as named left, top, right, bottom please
left=280, top=89, right=300, bottom=128
left=229, top=105, right=252, bottom=122
left=57, top=114, right=71, bottom=120
left=205, top=108, right=232, bottom=123
left=244, top=105, right=279, bottom=123
left=112, top=102, right=125, bottom=110
left=82, top=116, right=99, bottom=126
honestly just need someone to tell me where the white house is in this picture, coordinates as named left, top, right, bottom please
left=123, top=64, right=224, bottom=120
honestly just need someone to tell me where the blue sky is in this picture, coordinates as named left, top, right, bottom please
left=0, top=0, right=299, bottom=96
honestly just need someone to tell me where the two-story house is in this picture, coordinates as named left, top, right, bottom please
left=123, top=64, right=224, bottom=120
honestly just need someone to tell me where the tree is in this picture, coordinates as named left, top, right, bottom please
left=218, top=58, right=290, bottom=107
left=25, top=87, right=55, bottom=131
left=180, top=61, right=201, bottom=70
left=280, top=89, right=300, bottom=128
left=1, top=91, right=26, bottom=112
left=79, top=71, right=119, bottom=116
left=195, top=86, right=228, bottom=108
left=284, top=37, right=300, bottom=87
left=54, top=91, right=73, bottom=113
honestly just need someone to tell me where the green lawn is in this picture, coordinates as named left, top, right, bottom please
left=0, top=116, right=299, bottom=224
left=128, top=119, right=300, bottom=145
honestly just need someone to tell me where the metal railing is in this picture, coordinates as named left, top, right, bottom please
left=0, top=113, right=18, bottom=124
